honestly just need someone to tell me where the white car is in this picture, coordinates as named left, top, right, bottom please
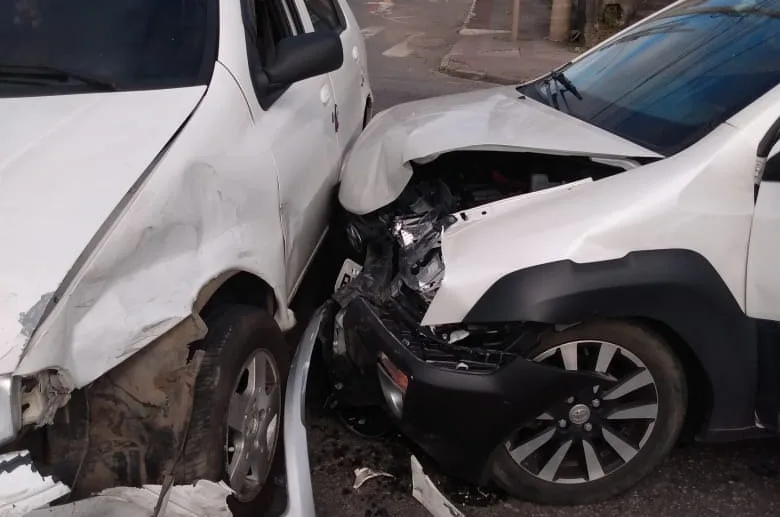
left=322, top=0, right=780, bottom=505
left=0, top=0, right=370, bottom=514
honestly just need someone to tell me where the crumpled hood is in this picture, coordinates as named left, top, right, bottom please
left=338, top=85, right=662, bottom=214
left=0, top=87, right=205, bottom=373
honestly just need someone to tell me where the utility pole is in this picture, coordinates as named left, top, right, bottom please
left=549, top=0, right=572, bottom=42
left=511, top=0, right=521, bottom=41
left=584, top=0, right=600, bottom=46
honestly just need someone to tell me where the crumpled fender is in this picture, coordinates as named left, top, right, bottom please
left=14, top=65, right=290, bottom=388
left=337, top=86, right=661, bottom=215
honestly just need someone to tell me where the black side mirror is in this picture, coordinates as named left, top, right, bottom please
left=256, top=31, right=343, bottom=92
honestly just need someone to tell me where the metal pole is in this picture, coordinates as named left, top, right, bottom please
left=549, top=0, right=571, bottom=42
left=511, top=0, right=521, bottom=41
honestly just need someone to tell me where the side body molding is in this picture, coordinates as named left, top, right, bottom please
left=463, top=249, right=757, bottom=437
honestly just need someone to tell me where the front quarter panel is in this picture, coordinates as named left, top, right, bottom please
left=421, top=123, right=759, bottom=434
left=16, top=64, right=289, bottom=387
left=423, top=122, right=754, bottom=326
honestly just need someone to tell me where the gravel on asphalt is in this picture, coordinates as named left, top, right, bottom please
left=309, top=412, right=780, bottom=517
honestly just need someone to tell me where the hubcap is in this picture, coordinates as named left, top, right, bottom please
left=568, top=404, right=591, bottom=425
left=225, top=349, right=281, bottom=502
left=505, top=340, right=659, bottom=484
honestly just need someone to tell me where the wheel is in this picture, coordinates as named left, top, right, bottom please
left=491, top=321, right=687, bottom=505
left=180, top=304, right=291, bottom=511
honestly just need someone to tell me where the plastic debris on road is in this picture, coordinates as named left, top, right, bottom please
left=21, top=480, right=233, bottom=517
left=353, top=467, right=395, bottom=489
left=410, top=455, right=465, bottom=517
left=0, top=450, right=70, bottom=517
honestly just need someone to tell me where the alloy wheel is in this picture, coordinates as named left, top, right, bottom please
left=505, top=340, right=659, bottom=484
left=224, top=349, right=282, bottom=501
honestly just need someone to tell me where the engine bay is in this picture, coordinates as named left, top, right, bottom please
left=330, top=150, right=625, bottom=373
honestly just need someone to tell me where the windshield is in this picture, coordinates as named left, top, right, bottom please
left=0, top=0, right=215, bottom=97
left=518, top=0, right=780, bottom=156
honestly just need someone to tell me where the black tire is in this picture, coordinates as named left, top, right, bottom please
left=179, top=304, right=291, bottom=513
left=491, top=320, right=687, bottom=505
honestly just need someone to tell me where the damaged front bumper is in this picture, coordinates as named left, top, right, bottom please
left=0, top=308, right=326, bottom=517
left=323, top=177, right=610, bottom=485
left=333, top=296, right=604, bottom=485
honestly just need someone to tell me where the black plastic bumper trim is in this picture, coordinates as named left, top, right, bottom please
left=342, top=296, right=608, bottom=484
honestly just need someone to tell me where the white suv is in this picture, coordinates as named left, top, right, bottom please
left=0, top=0, right=370, bottom=513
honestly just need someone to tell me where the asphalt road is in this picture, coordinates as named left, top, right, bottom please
left=349, top=0, right=483, bottom=110
left=306, top=0, right=780, bottom=515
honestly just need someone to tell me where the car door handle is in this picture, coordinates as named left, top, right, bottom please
left=352, top=46, right=359, bottom=61
left=320, top=84, right=332, bottom=105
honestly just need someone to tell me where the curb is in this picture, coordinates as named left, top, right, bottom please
left=458, top=28, right=510, bottom=36
left=459, top=0, right=478, bottom=34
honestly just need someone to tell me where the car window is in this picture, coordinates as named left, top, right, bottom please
left=302, top=0, right=343, bottom=32
left=0, top=0, right=216, bottom=97
left=518, top=0, right=780, bottom=156
left=281, top=0, right=304, bottom=34
left=246, top=0, right=298, bottom=68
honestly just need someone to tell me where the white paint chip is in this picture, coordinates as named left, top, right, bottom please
left=353, top=467, right=394, bottom=489
left=410, top=455, right=465, bottom=517
left=0, top=450, right=70, bottom=517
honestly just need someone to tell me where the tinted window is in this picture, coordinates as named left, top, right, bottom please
left=303, top=0, right=342, bottom=31
left=518, top=0, right=780, bottom=156
left=0, top=0, right=214, bottom=96
left=246, top=0, right=297, bottom=68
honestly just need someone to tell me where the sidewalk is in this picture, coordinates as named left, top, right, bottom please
left=440, top=0, right=580, bottom=84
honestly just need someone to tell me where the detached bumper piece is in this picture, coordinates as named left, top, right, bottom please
left=340, top=296, right=603, bottom=484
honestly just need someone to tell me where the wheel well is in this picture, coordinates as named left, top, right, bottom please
left=633, top=317, right=714, bottom=442
left=198, top=272, right=276, bottom=321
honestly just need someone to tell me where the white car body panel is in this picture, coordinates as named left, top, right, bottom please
left=0, top=0, right=370, bottom=512
left=21, top=480, right=233, bottom=517
left=337, top=86, right=662, bottom=215
left=747, top=181, right=780, bottom=320
left=327, top=0, right=372, bottom=153
left=0, top=87, right=205, bottom=375
left=422, top=121, right=758, bottom=324
left=9, top=0, right=371, bottom=387
left=0, top=451, right=70, bottom=516
left=15, top=64, right=288, bottom=386
left=732, top=85, right=780, bottom=322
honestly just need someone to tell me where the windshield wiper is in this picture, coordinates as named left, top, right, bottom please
left=543, top=78, right=559, bottom=110
left=0, top=64, right=117, bottom=91
left=550, top=70, right=582, bottom=100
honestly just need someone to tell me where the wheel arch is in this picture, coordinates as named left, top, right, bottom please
left=629, top=317, right=714, bottom=440
left=194, top=269, right=277, bottom=320
left=43, top=271, right=283, bottom=495
left=463, top=248, right=757, bottom=437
